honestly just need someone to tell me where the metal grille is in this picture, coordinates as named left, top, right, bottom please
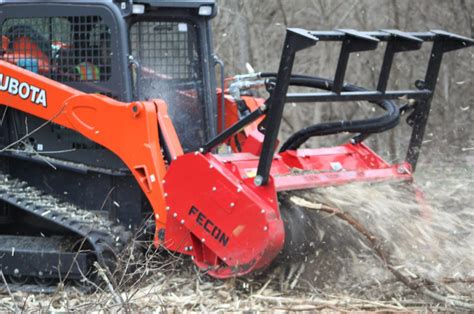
left=1, top=16, right=111, bottom=82
left=129, top=20, right=207, bottom=152
left=130, top=21, right=198, bottom=79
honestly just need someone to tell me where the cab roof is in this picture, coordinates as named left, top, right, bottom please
left=0, top=0, right=216, bottom=8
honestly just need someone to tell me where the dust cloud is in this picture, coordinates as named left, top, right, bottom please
left=275, top=161, right=473, bottom=300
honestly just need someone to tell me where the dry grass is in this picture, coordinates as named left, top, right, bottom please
left=0, top=158, right=472, bottom=312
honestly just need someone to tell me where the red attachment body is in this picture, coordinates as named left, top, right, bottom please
left=164, top=142, right=413, bottom=277
left=163, top=153, right=284, bottom=278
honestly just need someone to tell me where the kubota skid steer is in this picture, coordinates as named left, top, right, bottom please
left=0, top=0, right=472, bottom=287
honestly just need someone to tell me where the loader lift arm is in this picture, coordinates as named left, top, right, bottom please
left=0, top=60, right=179, bottom=234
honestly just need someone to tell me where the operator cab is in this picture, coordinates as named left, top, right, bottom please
left=0, top=0, right=218, bottom=155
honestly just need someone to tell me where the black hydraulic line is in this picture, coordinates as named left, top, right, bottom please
left=201, top=104, right=267, bottom=153
left=259, top=73, right=400, bottom=152
left=262, top=73, right=391, bottom=110
left=284, top=90, right=431, bottom=103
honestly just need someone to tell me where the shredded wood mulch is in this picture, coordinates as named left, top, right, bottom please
left=1, top=163, right=472, bottom=312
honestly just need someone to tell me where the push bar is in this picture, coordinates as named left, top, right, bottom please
left=253, top=28, right=473, bottom=186
left=203, top=28, right=473, bottom=187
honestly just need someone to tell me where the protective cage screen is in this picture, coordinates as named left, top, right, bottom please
left=130, top=21, right=199, bottom=80
left=129, top=20, right=207, bottom=152
left=1, top=16, right=112, bottom=82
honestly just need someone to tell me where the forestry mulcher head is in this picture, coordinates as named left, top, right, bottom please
left=0, top=0, right=472, bottom=286
left=162, top=28, right=473, bottom=278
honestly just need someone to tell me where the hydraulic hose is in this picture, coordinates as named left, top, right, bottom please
left=258, top=73, right=400, bottom=152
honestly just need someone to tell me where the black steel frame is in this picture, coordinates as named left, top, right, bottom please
left=203, top=28, right=473, bottom=186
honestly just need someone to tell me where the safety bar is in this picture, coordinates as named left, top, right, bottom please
left=202, top=28, right=473, bottom=187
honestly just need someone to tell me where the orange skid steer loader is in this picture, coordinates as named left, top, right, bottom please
left=0, top=0, right=472, bottom=287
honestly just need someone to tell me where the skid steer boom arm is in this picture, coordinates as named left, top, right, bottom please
left=0, top=60, right=182, bottom=234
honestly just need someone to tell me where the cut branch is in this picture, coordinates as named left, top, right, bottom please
left=290, top=195, right=474, bottom=310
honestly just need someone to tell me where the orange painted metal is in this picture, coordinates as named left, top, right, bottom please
left=0, top=60, right=169, bottom=232
left=156, top=101, right=184, bottom=160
